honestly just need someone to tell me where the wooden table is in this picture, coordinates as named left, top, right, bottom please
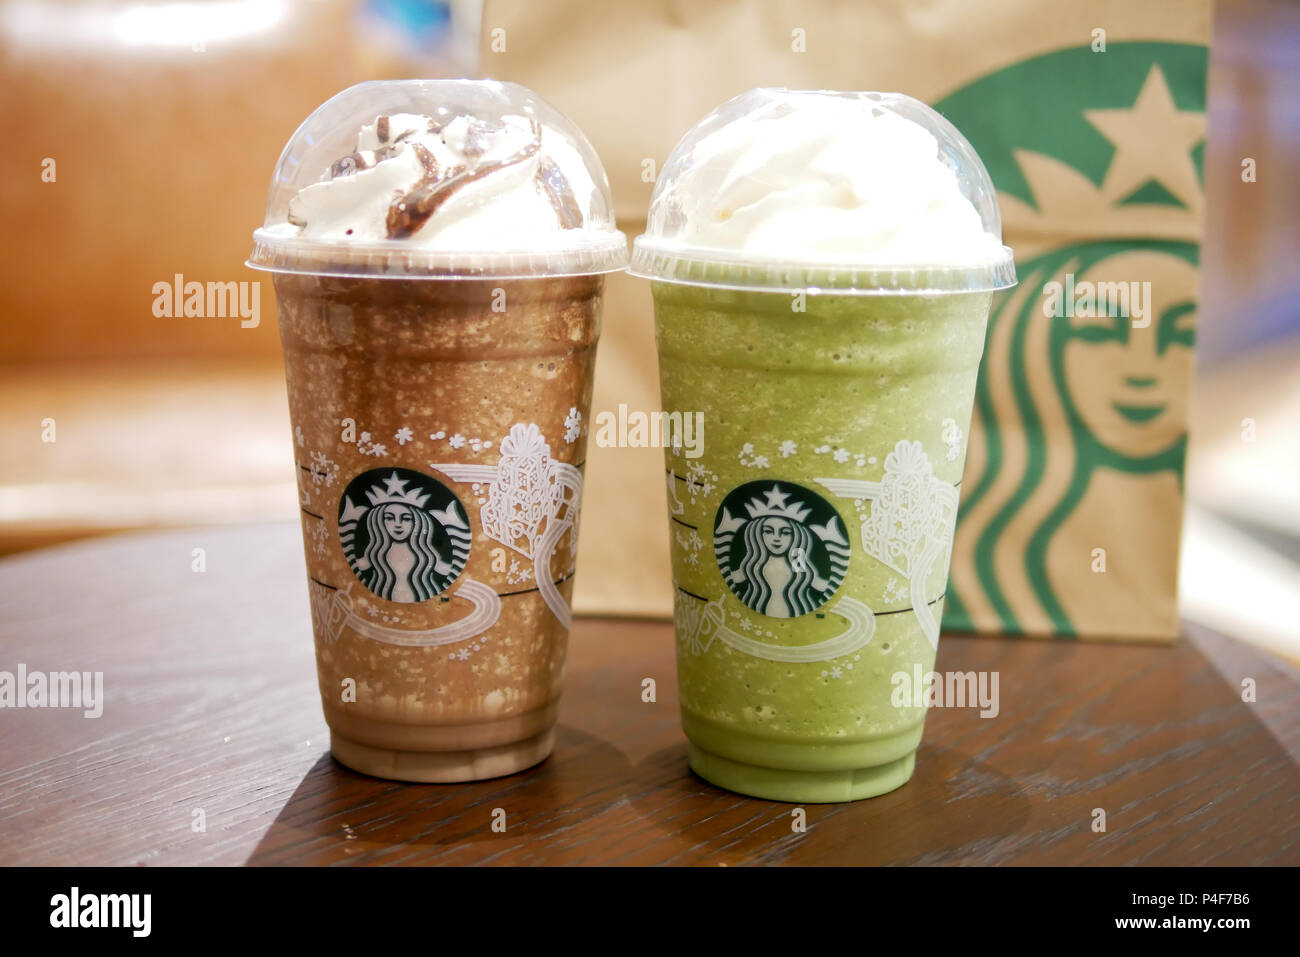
left=1, top=523, right=1297, bottom=866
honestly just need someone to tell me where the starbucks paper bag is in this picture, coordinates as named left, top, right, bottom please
left=479, top=0, right=1211, bottom=639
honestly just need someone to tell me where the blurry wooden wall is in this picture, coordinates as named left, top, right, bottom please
left=0, top=1, right=369, bottom=363
left=0, top=0, right=441, bottom=551
left=0, top=0, right=1296, bottom=576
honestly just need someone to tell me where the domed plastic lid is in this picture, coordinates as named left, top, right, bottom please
left=630, top=89, right=1016, bottom=295
left=249, top=80, right=627, bottom=279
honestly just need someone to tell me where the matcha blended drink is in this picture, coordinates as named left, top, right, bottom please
left=631, top=90, right=1016, bottom=802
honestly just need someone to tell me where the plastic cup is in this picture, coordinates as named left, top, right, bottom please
left=249, top=80, right=626, bottom=782
left=630, top=89, right=1016, bottom=802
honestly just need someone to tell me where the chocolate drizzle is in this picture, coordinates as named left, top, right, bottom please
left=411, top=142, right=441, bottom=180
left=460, top=118, right=491, bottom=162
left=330, top=152, right=370, bottom=178
left=385, top=119, right=544, bottom=241
left=294, top=114, right=586, bottom=242
left=370, top=114, right=436, bottom=167
left=534, top=156, right=584, bottom=230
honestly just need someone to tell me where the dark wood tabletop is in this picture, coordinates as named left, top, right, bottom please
left=0, top=523, right=1297, bottom=866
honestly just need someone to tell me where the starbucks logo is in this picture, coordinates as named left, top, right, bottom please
left=713, top=481, right=850, bottom=618
left=338, top=468, right=471, bottom=603
left=935, top=44, right=1206, bottom=635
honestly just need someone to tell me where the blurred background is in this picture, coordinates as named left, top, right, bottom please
left=0, top=0, right=1296, bottom=660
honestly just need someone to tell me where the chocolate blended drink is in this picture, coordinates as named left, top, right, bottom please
left=249, top=80, right=626, bottom=782
left=631, top=90, right=1016, bottom=802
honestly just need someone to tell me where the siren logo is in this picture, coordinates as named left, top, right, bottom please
left=713, top=481, right=850, bottom=618
left=338, top=468, right=471, bottom=603
left=935, top=44, right=1205, bottom=635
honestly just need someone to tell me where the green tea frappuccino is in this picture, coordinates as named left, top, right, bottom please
left=656, top=284, right=990, bottom=801
left=633, top=89, right=1016, bottom=802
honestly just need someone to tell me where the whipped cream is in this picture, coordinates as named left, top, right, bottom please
left=286, top=110, right=602, bottom=250
left=651, top=94, right=1006, bottom=266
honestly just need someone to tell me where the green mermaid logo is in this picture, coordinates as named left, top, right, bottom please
left=935, top=43, right=1207, bottom=636
left=338, top=467, right=471, bottom=603
left=713, top=481, right=850, bottom=618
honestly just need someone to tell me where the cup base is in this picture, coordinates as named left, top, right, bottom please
left=687, top=742, right=916, bottom=803
left=330, top=728, right=555, bottom=783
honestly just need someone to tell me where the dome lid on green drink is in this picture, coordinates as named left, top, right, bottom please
left=630, top=88, right=1017, bottom=295
left=248, top=80, right=627, bottom=279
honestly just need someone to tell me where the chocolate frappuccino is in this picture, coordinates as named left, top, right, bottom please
left=249, top=80, right=626, bottom=782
